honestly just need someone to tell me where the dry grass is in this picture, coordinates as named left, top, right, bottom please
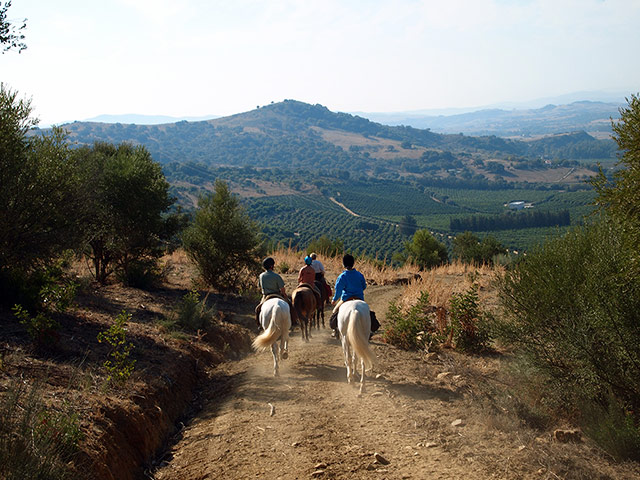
left=398, top=261, right=504, bottom=311
left=268, top=246, right=418, bottom=284
left=268, top=246, right=504, bottom=312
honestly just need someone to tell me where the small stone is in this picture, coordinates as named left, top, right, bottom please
left=371, top=392, right=383, bottom=397
left=311, top=470, right=325, bottom=477
left=375, top=373, right=384, bottom=379
left=292, top=442, right=300, bottom=447
left=517, top=445, right=526, bottom=452
left=553, top=429, right=582, bottom=443
left=373, top=452, right=390, bottom=465
left=366, top=463, right=376, bottom=471
left=437, top=372, right=451, bottom=379
left=314, top=463, right=327, bottom=469
left=425, top=442, right=438, bottom=448
left=451, top=419, right=464, bottom=427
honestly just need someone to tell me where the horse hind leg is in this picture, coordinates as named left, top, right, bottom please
left=271, top=343, right=279, bottom=376
left=358, top=357, right=366, bottom=395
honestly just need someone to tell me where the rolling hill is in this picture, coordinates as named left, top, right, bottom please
left=49, top=100, right=615, bottom=257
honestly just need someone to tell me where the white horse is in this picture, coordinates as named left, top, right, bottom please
left=252, top=297, right=291, bottom=376
left=337, top=300, right=375, bottom=394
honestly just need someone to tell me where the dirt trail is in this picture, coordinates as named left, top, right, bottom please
left=152, top=284, right=637, bottom=480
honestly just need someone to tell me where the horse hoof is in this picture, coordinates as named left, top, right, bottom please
left=281, top=351, right=288, bottom=360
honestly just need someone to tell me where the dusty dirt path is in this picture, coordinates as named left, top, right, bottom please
left=153, top=284, right=638, bottom=480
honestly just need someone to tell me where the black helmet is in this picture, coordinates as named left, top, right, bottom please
left=262, top=257, right=275, bottom=270
left=342, top=253, right=355, bottom=269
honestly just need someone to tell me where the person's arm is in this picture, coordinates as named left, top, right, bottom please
left=297, top=268, right=303, bottom=284
left=278, top=275, right=286, bottom=296
left=332, top=274, right=344, bottom=304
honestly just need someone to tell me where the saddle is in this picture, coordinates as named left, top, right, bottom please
left=255, top=293, right=297, bottom=326
left=329, top=298, right=379, bottom=333
left=297, top=283, right=322, bottom=308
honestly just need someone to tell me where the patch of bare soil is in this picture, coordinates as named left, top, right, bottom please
left=152, top=282, right=639, bottom=480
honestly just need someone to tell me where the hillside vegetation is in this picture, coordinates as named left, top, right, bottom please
left=50, top=100, right=616, bottom=257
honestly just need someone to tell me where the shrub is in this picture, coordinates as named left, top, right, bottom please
left=97, top=311, right=136, bottom=386
left=116, top=257, right=163, bottom=289
left=449, top=285, right=492, bottom=353
left=183, top=180, right=263, bottom=291
left=495, top=217, right=640, bottom=459
left=383, top=291, right=442, bottom=351
left=278, top=261, right=290, bottom=274
left=0, top=379, right=82, bottom=480
left=174, top=290, right=216, bottom=332
left=13, top=305, right=61, bottom=349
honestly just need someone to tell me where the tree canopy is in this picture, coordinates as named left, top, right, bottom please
left=183, top=180, right=263, bottom=291
left=0, top=1, right=27, bottom=53
left=591, top=93, right=640, bottom=232
left=405, top=229, right=448, bottom=269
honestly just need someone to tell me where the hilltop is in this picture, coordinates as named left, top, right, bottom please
left=57, top=99, right=615, bottom=177
left=49, top=100, right=613, bottom=256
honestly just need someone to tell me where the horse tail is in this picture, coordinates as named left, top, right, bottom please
left=346, top=309, right=375, bottom=371
left=252, top=309, right=281, bottom=351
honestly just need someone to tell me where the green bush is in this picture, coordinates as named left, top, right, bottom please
left=183, top=180, right=263, bottom=291
left=495, top=217, right=640, bottom=459
left=97, top=311, right=136, bottom=386
left=116, top=257, right=163, bottom=289
left=449, top=285, right=492, bottom=353
left=174, top=290, right=216, bottom=332
left=13, top=305, right=61, bottom=349
left=0, top=379, right=83, bottom=480
left=383, top=291, right=442, bottom=351
left=277, top=262, right=290, bottom=274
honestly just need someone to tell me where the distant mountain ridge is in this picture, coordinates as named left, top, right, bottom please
left=357, top=101, right=622, bottom=137
left=57, top=100, right=616, bottom=178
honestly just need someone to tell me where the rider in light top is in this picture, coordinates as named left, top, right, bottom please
left=310, top=252, right=325, bottom=276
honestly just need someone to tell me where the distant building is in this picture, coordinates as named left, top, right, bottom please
left=508, top=201, right=525, bottom=210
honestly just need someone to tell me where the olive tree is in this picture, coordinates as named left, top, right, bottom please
left=591, top=93, right=640, bottom=231
left=0, top=1, right=27, bottom=53
left=183, top=180, right=263, bottom=291
left=73, top=142, right=174, bottom=284
left=405, top=229, right=448, bottom=269
left=0, top=84, right=83, bottom=272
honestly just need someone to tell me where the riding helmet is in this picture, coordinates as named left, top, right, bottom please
left=304, top=256, right=312, bottom=265
left=262, top=257, right=275, bottom=270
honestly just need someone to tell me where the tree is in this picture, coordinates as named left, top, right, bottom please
left=452, top=231, right=480, bottom=263
left=183, top=180, right=263, bottom=291
left=0, top=84, right=84, bottom=273
left=307, top=236, right=344, bottom=257
left=591, top=93, right=640, bottom=231
left=1, top=1, right=27, bottom=53
left=405, top=229, right=448, bottom=269
left=73, top=142, right=174, bottom=284
left=399, top=214, right=418, bottom=236
left=453, top=231, right=506, bottom=265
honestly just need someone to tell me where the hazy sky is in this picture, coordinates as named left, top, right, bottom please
left=2, top=0, right=639, bottom=126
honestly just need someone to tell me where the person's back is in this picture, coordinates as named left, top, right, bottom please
left=330, top=253, right=378, bottom=336
left=260, top=268, right=285, bottom=297
left=298, top=263, right=316, bottom=286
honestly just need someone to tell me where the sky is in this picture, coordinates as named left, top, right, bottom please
left=2, top=0, right=639, bottom=126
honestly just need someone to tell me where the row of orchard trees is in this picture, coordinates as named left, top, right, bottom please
left=0, top=85, right=186, bottom=305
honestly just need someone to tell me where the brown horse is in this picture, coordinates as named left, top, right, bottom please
left=313, top=278, right=330, bottom=329
left=292, top=284, right=317, bottom=342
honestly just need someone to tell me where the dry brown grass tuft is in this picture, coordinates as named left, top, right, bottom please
left=398, top=261, right=504, bottom=311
